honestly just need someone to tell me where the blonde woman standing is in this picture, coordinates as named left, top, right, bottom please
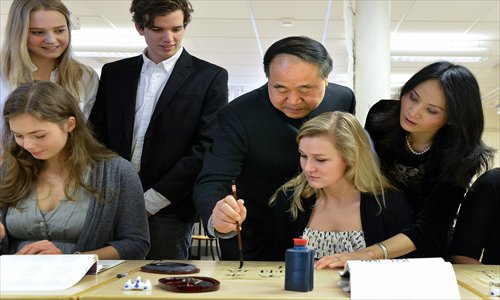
left=0, top=0, right=98, bottom=121
left=270, top=111, right=413, bottom=261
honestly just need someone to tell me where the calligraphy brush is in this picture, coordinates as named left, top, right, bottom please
left=232, top=179, right=244, bottom=269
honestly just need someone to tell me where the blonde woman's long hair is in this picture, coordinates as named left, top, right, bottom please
left=1, top=0, right=88, bottom=101
left=0, top=81, right=115, bottom=208
left=270, top=111, right=393, bottom=220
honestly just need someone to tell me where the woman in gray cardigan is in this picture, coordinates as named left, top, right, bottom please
left=0, top=81, right=150, bottom=259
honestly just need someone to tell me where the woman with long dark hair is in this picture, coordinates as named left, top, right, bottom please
left=316, top=61, right=494, bottom=268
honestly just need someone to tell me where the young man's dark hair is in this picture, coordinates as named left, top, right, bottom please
left=130, top=0, right=194, bottom=29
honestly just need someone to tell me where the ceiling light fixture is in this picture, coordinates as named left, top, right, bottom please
left=391, top=33, right=489, bottom=52
left=391, top=41, right=487, bottom=52
left=74, top=51, right=139, bottom=58
left=391, top=56, right=486, bottom=63
left=280, top=18, right=295, bottom=27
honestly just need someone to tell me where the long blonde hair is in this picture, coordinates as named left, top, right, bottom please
left=1, top=0, right=89, bottom=101
left=270, top=111, right=393, bottom=219
left=0, top=81, right=115, bottom=208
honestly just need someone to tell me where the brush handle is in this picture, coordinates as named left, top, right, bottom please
left=232, top=180, right=244, bottom=268
left=236, top=221, right=243, bottom=268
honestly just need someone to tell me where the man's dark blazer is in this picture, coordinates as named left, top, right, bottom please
left=89, top=50, right=228, bottom=222
left=193, top=83, right=355, bottom=260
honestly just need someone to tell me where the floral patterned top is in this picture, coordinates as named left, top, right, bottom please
left=303, top=227, right=366, bottom=259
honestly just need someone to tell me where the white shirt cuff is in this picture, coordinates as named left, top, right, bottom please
left=144, top=188, right=171, bottom=215
left=207, top=214, right=237, bottom=239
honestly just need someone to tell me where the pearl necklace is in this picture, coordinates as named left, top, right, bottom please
left=405, top=134, right=431, bottom=155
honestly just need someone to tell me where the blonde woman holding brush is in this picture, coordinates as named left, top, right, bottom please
left=270, top=112, right=414, bottom=262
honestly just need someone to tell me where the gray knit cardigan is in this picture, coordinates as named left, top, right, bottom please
left=1, top=157, right=150, bottom=259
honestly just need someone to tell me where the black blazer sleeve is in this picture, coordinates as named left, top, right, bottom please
left=360, top=190, right=416, bottom=256
left=150, top=63, right=229, bottom=208
left=450, top=168, right=500, bottom=264
left=89, top=59, right=141, bottom=154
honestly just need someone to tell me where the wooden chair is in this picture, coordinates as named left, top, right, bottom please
left=191, top=220, right=221, bottom=260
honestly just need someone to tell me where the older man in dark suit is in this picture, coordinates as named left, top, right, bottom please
left=89, top=0, right=228, bottom=260
left=194, top=36, right=356, bottom=261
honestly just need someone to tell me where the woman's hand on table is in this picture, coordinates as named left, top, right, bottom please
left=16, top=240, right=63, bottom=255
left=315, top=250, right=374, bottom=269
left=315, top=254, right=347, bottom=269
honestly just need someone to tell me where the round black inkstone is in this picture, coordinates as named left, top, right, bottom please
left=141, top=262, right=200, bottom=274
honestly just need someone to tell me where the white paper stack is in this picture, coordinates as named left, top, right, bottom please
left=0, top=254, right=98, bottom=291
left=338, top=257, right=460, bottom=299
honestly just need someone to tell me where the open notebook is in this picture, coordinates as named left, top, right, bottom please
left=0, top=254, right=124, bottom=291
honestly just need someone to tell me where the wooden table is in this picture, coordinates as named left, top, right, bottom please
left=454, top=264, right=500, bottom=299
left=0, top=260, right=153, bottom=300
left=79, top=260, right=345, bottom=299
left=78, top=260, right=496, bottom=300
left=1, top=260, right=497, bottom=299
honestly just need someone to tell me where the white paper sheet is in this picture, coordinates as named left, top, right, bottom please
left=339, top=257, right=460, bottom=299
left=97, top=259, right=125, bottom=273
left=0, top=254, right=97, bottom=291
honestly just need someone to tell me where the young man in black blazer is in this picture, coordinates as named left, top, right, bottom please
left=193, top=36, right=356, bottom=261
left=89, top=0, right=228, bottom=260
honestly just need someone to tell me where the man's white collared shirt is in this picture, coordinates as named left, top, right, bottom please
left=132, top=47, right=183, bottom=214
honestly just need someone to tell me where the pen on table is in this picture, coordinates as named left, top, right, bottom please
left=117, top=273, right=128, bottom=278
left=231, top=179, right=244, bottom=269
left=490, top=286, right=500, bottom=297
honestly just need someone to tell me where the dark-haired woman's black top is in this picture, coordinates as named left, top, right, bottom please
left=451, top=168, right=500, bottom=264
left=365, top=100, right=466, bottom=258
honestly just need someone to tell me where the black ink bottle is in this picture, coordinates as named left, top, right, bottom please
left=284, top=238, right=314, bottom=292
